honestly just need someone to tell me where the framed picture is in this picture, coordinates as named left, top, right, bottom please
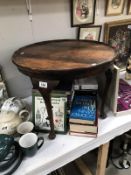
left=70, top=0, right=96, bottom=27
left=78, top=25, right=102, bottom=41
left=104, top=19, right=131, bottom=70
left=32, top=89, right=68, bottom=133
left=127, top=0, right=131, bottom=14
left=105, top=0, right=125, bottom=16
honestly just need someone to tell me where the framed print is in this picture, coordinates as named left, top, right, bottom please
left=127, top=0, right=131, bottom=14
left=78, top=25, right=102, bottom=41
left=104, top=19, right=131, bottom=70
left=71, top=0, right=96, bottom=27
left=32, top=90, right=68, bottom=133
left=105, top=0, right=125, bottom=16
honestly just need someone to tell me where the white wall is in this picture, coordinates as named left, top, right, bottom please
left=0, top=0, right=131, bottom=97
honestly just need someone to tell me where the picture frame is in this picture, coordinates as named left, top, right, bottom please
left=70, top=0, right=96, bottom=27
left=78, top=25, right=102, bottom=41
left=32, top=89, right=68, bottom=134
left=127, top=0, right=131, bottom=15
left=104, top=19, right=131, bottom=70
left=105, top=0, right=125, bottom=16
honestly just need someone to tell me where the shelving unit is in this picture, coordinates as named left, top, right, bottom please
left=13, top=111, right=131, bottom=175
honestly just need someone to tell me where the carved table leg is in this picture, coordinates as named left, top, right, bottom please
left=31, top=78, right=59, bottom=140
left=100, top=69, right=112, bottom=119
left=39, top=88, right=56, bottom=139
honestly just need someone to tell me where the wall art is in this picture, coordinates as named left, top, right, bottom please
left=104, top=19, right=131, bottom=70
left=105, top=0, right=125, bottom=16
left=71, top=0, right=96, bottom=27
left=78, top=25, right=102, bottom=41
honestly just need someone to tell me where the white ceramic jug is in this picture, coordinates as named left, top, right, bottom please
left=0, top=97, right=30, bottom=135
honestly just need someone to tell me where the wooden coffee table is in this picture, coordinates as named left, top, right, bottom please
left=12, top=39, right=117, bottom=139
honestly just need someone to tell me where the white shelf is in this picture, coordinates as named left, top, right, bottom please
left=14, top=111, right=131, bottom=175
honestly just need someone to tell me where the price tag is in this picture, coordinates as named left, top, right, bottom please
left=39, top=81, right=47, bottom=88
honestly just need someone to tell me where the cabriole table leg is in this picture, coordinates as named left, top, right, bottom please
left=100, top=69, right=112, bottom=119
left=31, top=78, right=59, bottom=140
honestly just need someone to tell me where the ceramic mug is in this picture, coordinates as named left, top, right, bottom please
left=17, top=121, right=34, bottom=135
left=19, top=133, right=44, bottom=157
left=19, top=109, right=30, bottom=121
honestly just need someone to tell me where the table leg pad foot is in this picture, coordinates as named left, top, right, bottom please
left=100, top=113, right=107, bottom=119
left=48, top=132, right=56, bottom=140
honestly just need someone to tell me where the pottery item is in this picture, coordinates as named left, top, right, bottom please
left=0, top=97, right=30, bottom=135
left=19, top=133, right=44, bottom=157
left=17, top=121, right=34, bottom=135
left=0, top=141, right=23, bottom=175
left=0, top=112, right=23, bottom=135
left=0, top=134, right=14, bottom=161
left=1, top=97, right=26, bottom=114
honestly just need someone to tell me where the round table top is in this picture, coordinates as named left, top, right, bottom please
left=12, top=40, right=117, bottom=79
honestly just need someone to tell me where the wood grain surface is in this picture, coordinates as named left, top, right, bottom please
left=12, top=40, right=116, bottom=72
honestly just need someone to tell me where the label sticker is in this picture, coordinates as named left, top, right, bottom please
left=39, top=81, right=47, bottom=88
